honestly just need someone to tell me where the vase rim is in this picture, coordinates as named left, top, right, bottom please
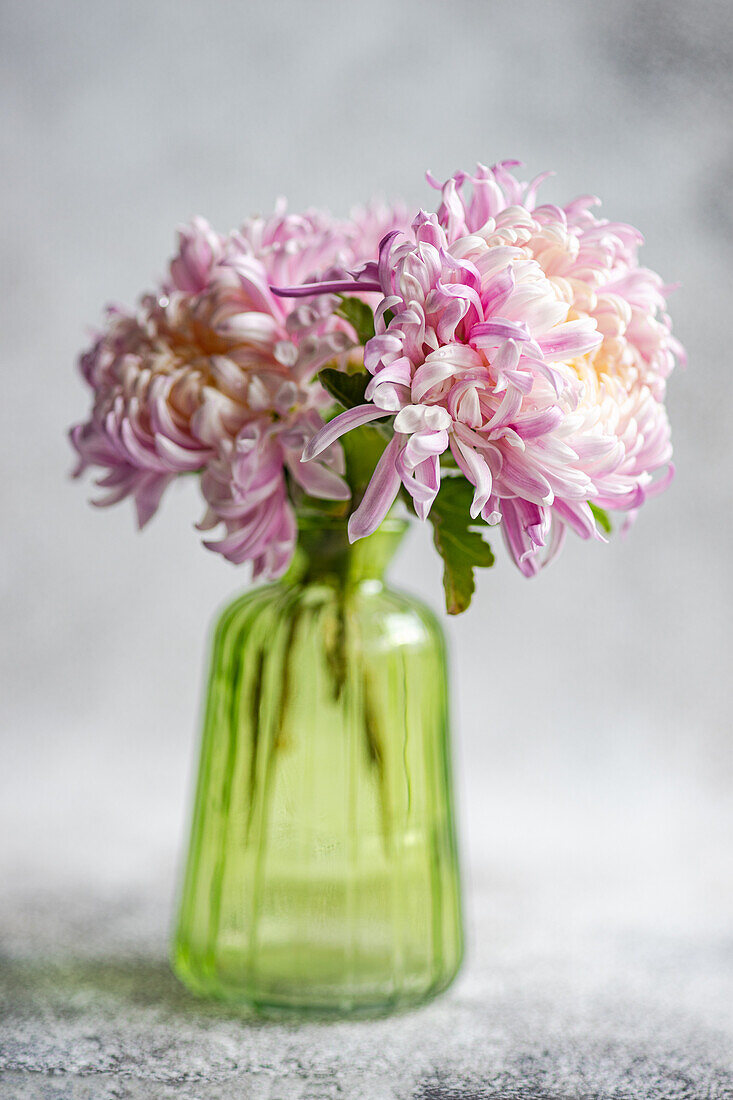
left=288, top=510, right=409, bottom=584
left=295, top=511, right=409, bottom=535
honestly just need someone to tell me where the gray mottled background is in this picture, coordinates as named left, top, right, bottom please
left=2, top=2, right=732, bottom=1097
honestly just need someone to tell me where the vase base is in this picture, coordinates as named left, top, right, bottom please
left=171, top=943, right=463, bottom=1019
left=171, top=966, right=462, bottom=1020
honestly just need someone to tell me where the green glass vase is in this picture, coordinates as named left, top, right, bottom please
left=171, top=517, right=463, bottom=1017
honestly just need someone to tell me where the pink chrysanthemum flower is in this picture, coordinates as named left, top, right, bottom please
left=349, top=198, right=413, bottom=268
left=71, top=202, right=409, bottom=578
left=302, top=162, right=683, bottom=574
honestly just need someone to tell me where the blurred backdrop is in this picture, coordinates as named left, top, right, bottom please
left=2, top=0, right=732, bottom=952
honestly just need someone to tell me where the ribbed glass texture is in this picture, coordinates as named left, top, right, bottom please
left=171, top=518, right=463, bottom=1017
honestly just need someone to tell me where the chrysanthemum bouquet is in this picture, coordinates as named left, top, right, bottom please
left=71, top=160, right=684, bottom=1013
left=71, top=161, right=682, bottom=612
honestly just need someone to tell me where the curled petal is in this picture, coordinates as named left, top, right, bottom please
left=302, top=404, right=388, bottom=461
left=397, top=453, right=441, bottom=520
left=449, top=434, right=494, bottom=517
left=394, top=403, right=452, bottom=434
left=402, top=429, right=450, bottom=468
left=538, top=320, right=602, bottom=361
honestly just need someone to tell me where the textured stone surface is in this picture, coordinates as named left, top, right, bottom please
left=2, top=867, right=732, bottom=1100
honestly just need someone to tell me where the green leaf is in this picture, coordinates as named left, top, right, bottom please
left=318, top=367, right=369, bottom=411
left=335, top=295, right=376, bottom=346
left=589, top=502, right=612, bottom=535
left=427, top=477, right=495, bottom=615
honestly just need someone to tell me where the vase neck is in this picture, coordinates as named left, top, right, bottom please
left=286, top=516, right=408, bottom=587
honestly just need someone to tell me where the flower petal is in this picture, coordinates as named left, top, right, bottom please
left=302, top=404, right=388, bottom=461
